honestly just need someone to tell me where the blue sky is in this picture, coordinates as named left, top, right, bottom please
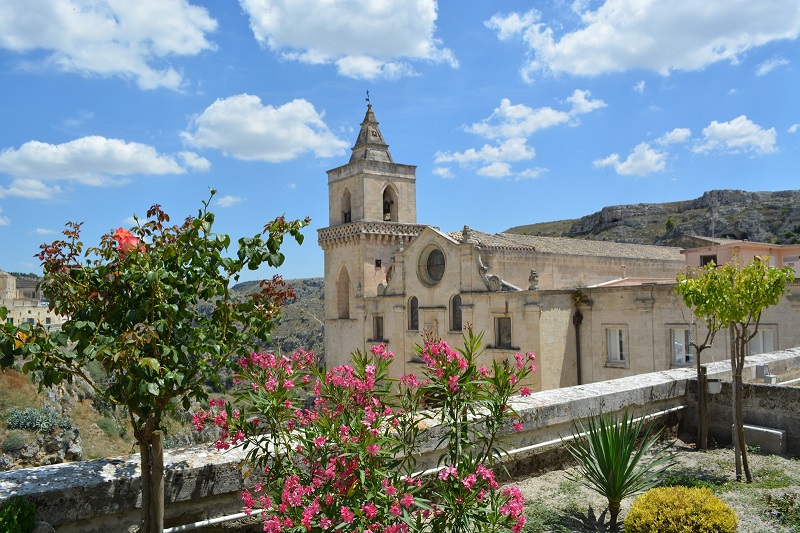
left=1, top=1, right=798, bottom=281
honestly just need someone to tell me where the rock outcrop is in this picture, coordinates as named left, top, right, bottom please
left=0, top=427, right=82, bottom=471
left=508, top=189, right=800, bottom=245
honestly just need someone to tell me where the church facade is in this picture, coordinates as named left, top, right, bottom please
left=318, top=105, right=800, bottom=391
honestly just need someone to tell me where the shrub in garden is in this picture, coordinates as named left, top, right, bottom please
left=624, top=486, right=737, bottom=533
left=95, top=416, right=121, bottom=437
left=0, top=496, right=37, bottom=533
left=194, top=328, right=537, bottom=533
left=565, top=411, right=675, bottom=532
left=1, top=431, right=26, bottom=453
left=6, top=406, right=73, bottom=432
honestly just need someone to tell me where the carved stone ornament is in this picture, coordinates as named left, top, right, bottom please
left=528, top=269, right=539, bottom=290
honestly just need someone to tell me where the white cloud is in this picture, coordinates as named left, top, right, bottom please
left=182, top=95, right=349, bottom=162
left=487, top=2, right=800, bottom=81
left=0, top=136, right=187, bottom=183
left=122, top=216, right=138, bottom=226
left=516, top=167, right=546, bottom=180
left=789, top=124, right=800, bottom=134
left=693, top=115, right=777, bottom=155
left=34, top=228, right=56, bottom=235
left=477, top=162, right=512, bottom=178
left=178, top=151, right=211, bottom=171
left=214, top=195, right=242, bottom=208
left=239, top=0, right=456, bottom=80
left=633, top=80, right=645, bottom=94
left=0, top=207, right=9, bottom=226
left=0, top=0, right=217, bottom=90
left=432, top=167, right=455, bottom=179
left=657, top=128, right=692, bottom=145
left=594, top=142, right=667, bottom=176
left=437, top=90, right=604, bottom=180
left=566, top=89, right=607, bottom=115
left=0, top=136, right=198, bottom=199
left=435, top=138, right=535, bottom=166
left=0, top=178, right=61, bottom=200
left=465, top=91, right=604, bottom=140
left=756, top=57, right=790, bottom=76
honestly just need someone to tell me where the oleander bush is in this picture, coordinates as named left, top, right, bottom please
left=624, top=486, right=737, bottom=533
left=6, top=406, right=73, bottom=432
left=0, top=496, right=36, bottom=533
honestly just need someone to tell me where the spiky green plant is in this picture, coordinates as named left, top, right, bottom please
left=565, top=411, right=675, bottom=532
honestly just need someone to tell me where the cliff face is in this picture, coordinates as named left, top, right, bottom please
left=507, top=190, right=800, bottom=245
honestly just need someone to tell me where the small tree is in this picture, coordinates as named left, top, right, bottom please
left=0, top=192, right=308, bottom=532
left=674, top=265, right=728, bottom=450
left=675, top=257, right=793, bottom=481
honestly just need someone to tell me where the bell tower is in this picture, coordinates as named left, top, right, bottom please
left=318, top=102, right=423, bottom=364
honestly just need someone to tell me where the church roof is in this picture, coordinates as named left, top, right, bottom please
left=349, top=103, right=393, bottom=164
left=448, top=228, right=685, bottom=261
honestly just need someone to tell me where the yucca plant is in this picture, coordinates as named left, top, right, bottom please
left=565, top=411, right=675, bottom=532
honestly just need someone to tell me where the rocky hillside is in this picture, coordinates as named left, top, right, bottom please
left=506, top=190, right=800, bottom=245
left=232, top=277, right=325, bottom=358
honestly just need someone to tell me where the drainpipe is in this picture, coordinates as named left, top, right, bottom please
left=572, top=309, right=583, bottom=386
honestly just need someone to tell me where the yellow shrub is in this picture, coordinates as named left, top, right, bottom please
left=624, top=486, right=737, bottom=533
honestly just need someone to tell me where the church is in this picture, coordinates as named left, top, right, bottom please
left=318, top=104, right=800, bottom=391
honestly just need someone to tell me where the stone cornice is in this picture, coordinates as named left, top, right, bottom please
left=318, top=221, right=426, bottom=249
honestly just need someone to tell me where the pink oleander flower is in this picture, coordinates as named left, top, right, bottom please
left=340, top=506, right=355, bottom=523
left=520, top=387, right=531, bottom=397
left=362, top=502, right=378, bottom=518
left=439, top=465, right=458, bottom=481
left=462, top=473, right=477, bottom=490
left=513, top=421, right=524, bottom=432
left=399, top=492, right=414, bottom=508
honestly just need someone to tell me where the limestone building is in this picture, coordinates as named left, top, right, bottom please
left=318, top=105, right=800, bottom=391
left=0, top=270, right=62, bottom=330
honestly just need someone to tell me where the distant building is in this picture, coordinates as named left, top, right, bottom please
left=318, top=104, right=800, bottom=390
left=0, top=270, right=62, bottom=330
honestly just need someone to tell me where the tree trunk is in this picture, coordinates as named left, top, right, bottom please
left=608, top=501, right=621, bottom=532
left=732, top=333, right=752, bottom=482
left=140, top=439, right=152, bottom=533
left=699, top=365, right=708, bottom=450
left=152, top=430, right=165, bottom=533
left=136, top=418, right=163, bottom=533
left=736, top=348, right=752, bottom=482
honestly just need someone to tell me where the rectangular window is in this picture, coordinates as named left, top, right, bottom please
left=749, top=328, right=775, bottom=355
left=606, top=328, right=626, bottom=364
left=27, top=318, right=35, bottom=325
left=495, top=317, right=512, bottom=349
left=373, top=316, right=384, bottom=342
left=6, top=317, right=12, bottom=325
left=45, top=317, right=51, bottom=325
left=700, top=255, right=717, bottom=266
left=671, top=329, right=693, bottom=365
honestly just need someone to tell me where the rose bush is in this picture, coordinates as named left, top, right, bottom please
left=0, top=192, right=308, bottom=533
left=195, top=328, right=535, bottom=533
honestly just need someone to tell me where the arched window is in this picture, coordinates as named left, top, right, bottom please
left=450, top=294, right=462, bottom=332
left=408, top=296, right=419, bottom=331
left=341, top=189, right=352, bottom=223
left=337, top=267, right=350, bottom=319
left=382, top=185, right=397, bottom=222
